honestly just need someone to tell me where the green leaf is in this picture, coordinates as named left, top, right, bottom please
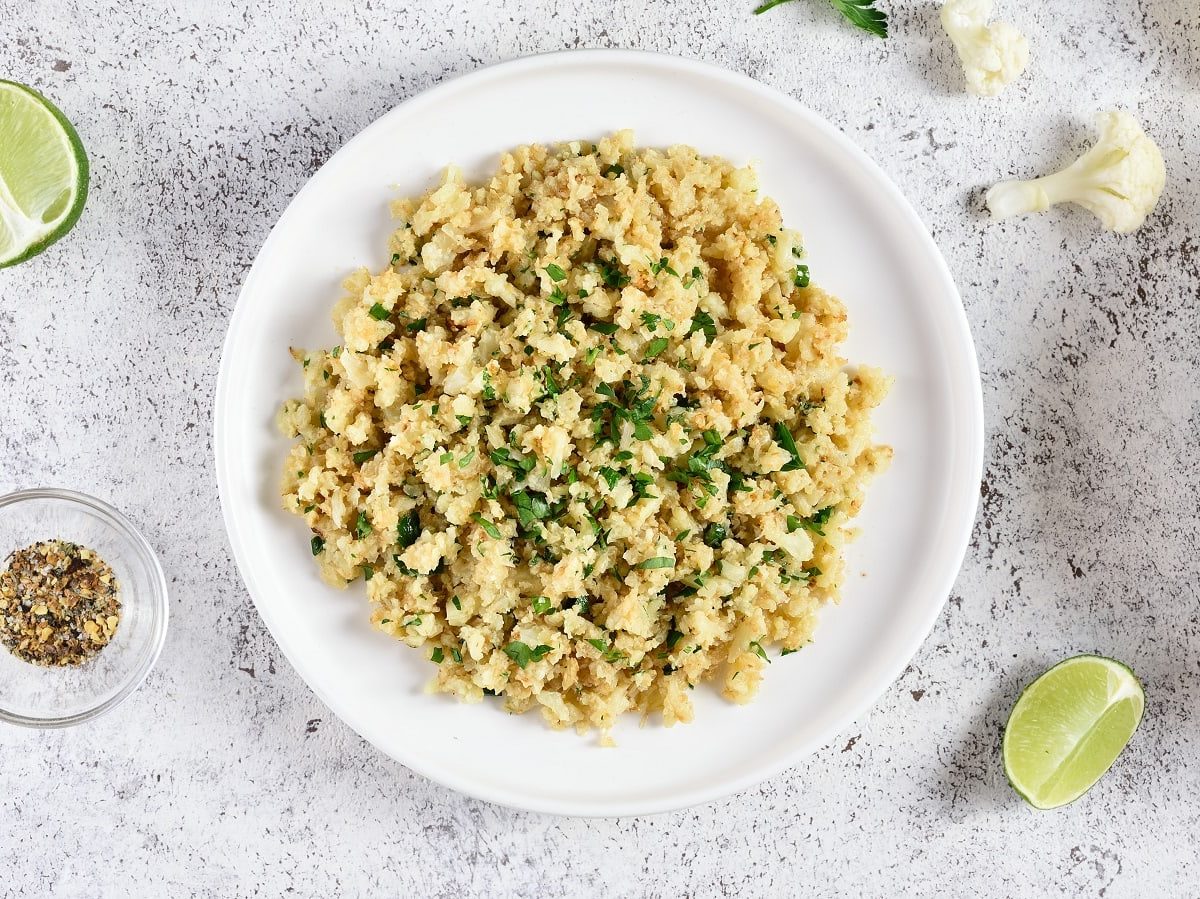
left=396, top=510, right=421, bottom=548
left=793, top=264, right=811, bottom=288
left=587, top=637, right=627, bottom=664
left=773, top=421, right=805, bottom=471
left=310, top=535, right=325, bottom=556
left=531, top=596, right=554, bottom=615
left=368, top=303, right=390, bottom=321
left=545, top=263, right=567, bottom=282
left=644, top=337, right=669, bottom=359
left=472, top=513, right=502, bottom=539
left=703, top=522, right=728, bottom=548
left=636, top=556, right=674, bottom=570
left=352, top=449, right=378, bottom=464
left=688, top=310, right=717, bottom=343
left=753, top=0, right=888, bottom=38
left=431, top=647, right=444, bottom=664
left=589, top=320, right=620, bottom=335
left=504, top=641, right=552, bottom=668
left=749, top=640, right=772, bottom=663
left=353, top=511, right=372, bottom=539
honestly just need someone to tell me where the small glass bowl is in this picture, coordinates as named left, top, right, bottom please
left=0, top=488, right=168, bottom=728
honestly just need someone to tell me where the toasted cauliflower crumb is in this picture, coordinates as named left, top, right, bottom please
left=278, top=132, right=890, bottom=736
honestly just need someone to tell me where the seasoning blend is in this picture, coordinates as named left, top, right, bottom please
left=0, top=540, right=121, bottom=667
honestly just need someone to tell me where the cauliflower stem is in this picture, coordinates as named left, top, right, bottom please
left=987, top=111, right=1166, bottom=234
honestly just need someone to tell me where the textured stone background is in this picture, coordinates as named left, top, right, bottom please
left=2, top=1, right=1198, bottom=896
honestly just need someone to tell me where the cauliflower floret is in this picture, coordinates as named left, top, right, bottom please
left=987, top=111, right=1167, bottom=234
left=940, top=0, right=1029, bottom=97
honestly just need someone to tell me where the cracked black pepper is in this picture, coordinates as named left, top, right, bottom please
left=0, top=540, right=121, bottom=666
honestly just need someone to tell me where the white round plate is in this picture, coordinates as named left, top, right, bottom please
left=215, top=50, right=983, bottom=817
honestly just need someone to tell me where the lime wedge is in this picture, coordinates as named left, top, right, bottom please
left=1003, top=655, right=1144, bottom=810
left=0, top=80, right=89, bottom=268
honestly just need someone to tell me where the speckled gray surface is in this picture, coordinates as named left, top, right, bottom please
left=2, top=1, right=1199, bottom=895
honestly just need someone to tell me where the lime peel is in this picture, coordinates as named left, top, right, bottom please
left=0, top=80, right=89, bottom=268
left=1002, top=654, right=1144, bottom=810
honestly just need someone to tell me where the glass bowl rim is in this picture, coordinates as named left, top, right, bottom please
left=0, top=487, right=169, bottom=728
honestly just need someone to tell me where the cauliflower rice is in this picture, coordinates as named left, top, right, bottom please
left=278, top=131, right=891, bottom=735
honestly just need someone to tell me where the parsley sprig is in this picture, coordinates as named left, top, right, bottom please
left=753, top=0, right=888, bottom=39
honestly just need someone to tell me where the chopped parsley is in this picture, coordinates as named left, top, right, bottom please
left=799, top=506, right=835, bottom=536
left=368, top=303, right=390, bottom=321
left=431, top=647, right=445, bottom=664
left=458, top=448, right=475, bottom=468
left=504, top=641, right=552, bottom=668
left=749, top=640, right=771, bottom=663
left=396, top=510, right=421, bottom=548
left=353, top=511, right=372, bottom=539
left=490, top=447, right=536, bottom=480
left=636, top=556, right=674, bottom=570
left=649, top=257, right=679, bottom=278
left=510, top=489, right=553, bottom=529
left=531, top=596, right=554, bottom=615
left=588, top=320, right=620, bottom=336
left=688, top=310, right=717, bottom=343
left=793, top=264, right=810, bottom=288
left=471, top=513, right=502, bottom=539
left=310, top=535, right=324, bottom=556
left=593, top=376, right=658, bottom=444
left=773, top=421, right=805, bottom=471
left=587, top=637, right=627, bottom=663
left=598, top=466, right=621, bottom=490
left=545, top=263, right=567, bottom=282
left=598, top=257, right=630, bottom=289
left=643, top=337, right=669, bottom=360
left=352, top=449, right=378, bottom=464
left=456, top=414, right=473, bottom=427
left=702, top=522, right=728, bottom=548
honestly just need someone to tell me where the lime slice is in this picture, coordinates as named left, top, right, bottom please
left=1003, top=655, right=1144, bottom=810
left=0, top=80, right=89, bottom=268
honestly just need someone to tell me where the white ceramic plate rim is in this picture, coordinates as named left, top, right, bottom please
left=214, top=49, right=984, bottom=817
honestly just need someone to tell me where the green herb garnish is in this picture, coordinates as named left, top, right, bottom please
left=310, top=535, right=324, bottom=555
left=643, top=337, right=669, bottom=359
left=368, top=303, right=390, bottom=321
left=702, top=522, right=728, bottom=548
left=431, top=647, right=445, bottom=664
left=773, top=421, right=805, bottom=471
left=688, top=310, right=717, bottom=343
left=753, top=0, right=888, bottom=38
left=531, top=596, right=554, bottom=615
left=471, top=513, right=502, bottom=539
left=504, top=641, right=552, bottom=668
left=396, top=510, right=421, bottom=548
left=587, top=637, right=627, bottom=663
left=545, top=263, right=567, bottom=282
left=352, top=449, right=378, bottom=464
left=353, top=511, right=372, bottom=539
left=749, top=640, right=772, bottom=663
left=636, top=556, right=674, bottom=570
